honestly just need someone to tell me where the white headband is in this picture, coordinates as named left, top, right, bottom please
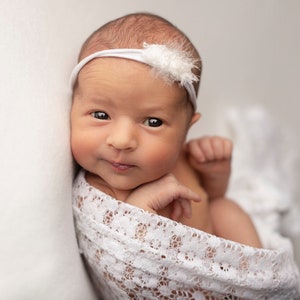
left=70, top=43, right=199, bottom=110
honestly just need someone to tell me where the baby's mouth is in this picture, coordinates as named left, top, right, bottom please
left=110, top=161, right=135, bottom=172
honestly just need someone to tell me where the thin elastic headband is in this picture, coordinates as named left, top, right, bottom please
left=70, top=43, right=199, bottom=110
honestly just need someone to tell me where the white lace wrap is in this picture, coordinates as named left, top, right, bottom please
left=73, top=171, right=300, bottom=300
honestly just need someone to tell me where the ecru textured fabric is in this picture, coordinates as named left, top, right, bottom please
left=226, top=107, right=300, bottom=245
left=73, top=171, right=300, bottom=300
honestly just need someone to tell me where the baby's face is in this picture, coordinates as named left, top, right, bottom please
left=71, top=58, right=193, bottom=197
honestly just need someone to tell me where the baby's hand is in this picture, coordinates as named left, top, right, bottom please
left=186, top=136, right=232, bottom=174
left=186, top=136, right=233, bottom=199
left=187, top=136, right=232, bottom=163
left=125, top=173, right=201, bottom=221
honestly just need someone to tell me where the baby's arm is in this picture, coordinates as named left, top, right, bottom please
left=125, top=173, right=201, bottom=221
left=186, top=136, right=232, bottom=199
left=186, top=137, right=262, bottom=247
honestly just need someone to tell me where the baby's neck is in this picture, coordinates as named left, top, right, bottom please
left=85, top=171, right=132, bottom=201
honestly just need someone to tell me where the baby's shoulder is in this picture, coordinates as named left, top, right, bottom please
left=171, top=151, right=213, bottom=233
left=173, top=150, right=206, bottom=198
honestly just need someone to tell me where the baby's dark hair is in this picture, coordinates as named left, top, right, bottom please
left=79, top=12, right=202, bottom=94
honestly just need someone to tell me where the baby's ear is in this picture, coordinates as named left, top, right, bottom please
left=189, top=112, right=201, bottom=128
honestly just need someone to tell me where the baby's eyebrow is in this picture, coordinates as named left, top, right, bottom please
left=80, top=94, right=112, bottom=105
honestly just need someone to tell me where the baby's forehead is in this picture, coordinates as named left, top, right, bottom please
left=76, top=57, right=149, bottom=83
left=70, top=44, right=198, bottom=110
left=74, top=58, right=189, bottom=103
left=77, top=57, right=177, bottom=89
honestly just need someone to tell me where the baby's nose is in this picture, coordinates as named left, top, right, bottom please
left=106, top=120, right=138, bottom=151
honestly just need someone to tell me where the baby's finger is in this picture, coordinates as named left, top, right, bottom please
left=196, top=138, right=215, bottom=161
left=177, top=185, right=202, bottom=203
left=204, top=136, right=233, bottom=160
left=171, top=201, right=184, bottom=221
left=171, top=199, right=192, bottom=220
left=187, top=139, right=206, bottom=162
left=179, top=198, right=192, bottom=219
left=223, top=139, right=233, bottom=158
left=210, top=137, right=225, bottom=160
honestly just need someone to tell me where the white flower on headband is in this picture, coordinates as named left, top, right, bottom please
left=142, top=42, right=199, bottom=86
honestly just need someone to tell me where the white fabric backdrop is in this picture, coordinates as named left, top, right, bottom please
left=1, top=0, right=299, bottom=299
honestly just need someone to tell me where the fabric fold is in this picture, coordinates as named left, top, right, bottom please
left=73, top=170, right=300, bottom=300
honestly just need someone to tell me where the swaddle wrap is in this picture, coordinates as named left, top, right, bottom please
left=73, top=171, right=300, bottom=300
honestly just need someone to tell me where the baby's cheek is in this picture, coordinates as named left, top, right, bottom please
left=71, top=144, right=82, bottom=164
left=71, top=136, right=88, bottom=163
left=148, top=147, right=179, bottom=172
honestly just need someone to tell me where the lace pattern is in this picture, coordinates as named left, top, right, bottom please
left=73, top=171, right=300, bottom=299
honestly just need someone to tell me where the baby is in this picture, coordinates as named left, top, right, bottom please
left=70, top=12, right=261, bottom=248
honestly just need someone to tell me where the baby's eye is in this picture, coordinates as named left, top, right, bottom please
left=91, top=111, right=110, bottom=120
left=144, top=117, right=163, bottom=127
